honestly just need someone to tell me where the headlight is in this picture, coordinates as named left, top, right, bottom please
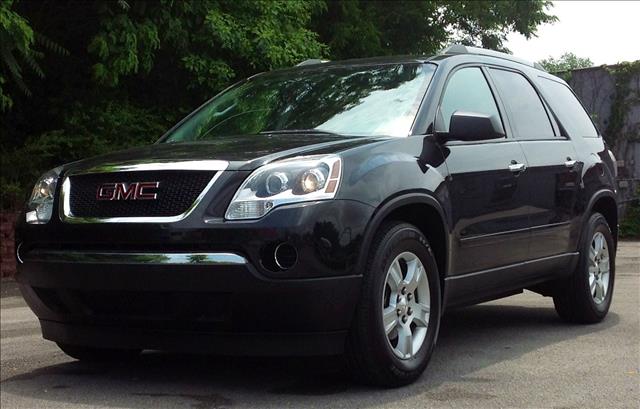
left=25, top=168, right=61, bottom=224
left=225, top=156, right=342, bottom=220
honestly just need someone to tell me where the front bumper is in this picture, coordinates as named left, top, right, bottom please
left=15, top=199, right=374, bottom=356
left=17, top=249, right=361, bottom=355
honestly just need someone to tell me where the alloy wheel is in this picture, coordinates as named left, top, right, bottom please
left=381, top=251, right=431, bottom=359
left=588, top=231, right=610, bottom=304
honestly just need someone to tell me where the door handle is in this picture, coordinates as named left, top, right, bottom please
left=508, top=162, right=526, bottom=173
left=565, top=159, right=577, bottom=168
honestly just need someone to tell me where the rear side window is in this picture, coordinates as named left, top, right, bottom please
left=439, top=67, right=501, bottom=132
left=537, top=77, right=599, bottom=138
left=489, top=68, right=554, bottom=140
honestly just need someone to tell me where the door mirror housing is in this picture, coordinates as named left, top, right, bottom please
left=443, top=111, right=505, bottom=142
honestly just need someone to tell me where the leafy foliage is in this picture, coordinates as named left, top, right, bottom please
left=87, top=0, right=328, bottom=97
left=538, top=52, right=593, bottom=74
left=604, top=61, right=640, bottom=145
left=620, top=189, right=640, bottom=238
left=0, top=0, right=556, bottom=210
left=315, top=0, right=556, bottom=58
left=0, top=0, right=35, bottom=110
left=0, top=0, right=67, bottom=110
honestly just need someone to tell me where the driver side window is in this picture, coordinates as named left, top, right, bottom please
left=440, top=67, right=501, bottom=132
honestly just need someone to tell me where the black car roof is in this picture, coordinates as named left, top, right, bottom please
left=287, top=44, right=546, bottom=73
left=257, top=45, right=567, bottom=87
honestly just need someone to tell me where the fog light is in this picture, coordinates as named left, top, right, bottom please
left=274, top=243, right=298, bottom=270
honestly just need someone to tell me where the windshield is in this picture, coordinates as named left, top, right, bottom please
left=161, top=62, right=436, bottom=142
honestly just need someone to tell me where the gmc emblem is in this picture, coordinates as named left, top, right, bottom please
left=96, top=182, right=160, bottom=201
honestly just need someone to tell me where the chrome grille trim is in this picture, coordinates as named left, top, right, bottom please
left=60, top=160, right=229, bottom=223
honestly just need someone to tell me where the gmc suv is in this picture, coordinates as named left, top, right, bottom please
left=16, top=45, right=618, bottom=387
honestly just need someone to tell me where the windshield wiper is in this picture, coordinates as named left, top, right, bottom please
left=259, top=128, right=344, bottom=137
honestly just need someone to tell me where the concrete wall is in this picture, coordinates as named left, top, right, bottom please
left=567, top=64, right=640, bottom=213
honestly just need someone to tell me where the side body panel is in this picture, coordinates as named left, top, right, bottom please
left=441, top=141, right=530, bottom=274
left=408, top=55, right=616, bottom=308
left=530, top=71, right=619, bottom=249
left=518, top=140, right=581, bottom=258
left=569, top=136, right=619, bottom=245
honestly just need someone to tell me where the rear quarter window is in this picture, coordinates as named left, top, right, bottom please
left=537, top=77, right=599, bottom=138
left=489, top=68, right=555, bottom=140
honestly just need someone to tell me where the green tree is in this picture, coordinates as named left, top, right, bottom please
left=88, top=0, right=328, bottom=99
left=0, top=0, right=38, bottom=110
left=314, top=0, right=556, bottom=59
left=0, top=0, right=67, bottom=111
left=539, top=52, right=594, bottom=73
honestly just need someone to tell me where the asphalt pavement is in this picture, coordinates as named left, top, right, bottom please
left=1, top=241, right=638, bottom=408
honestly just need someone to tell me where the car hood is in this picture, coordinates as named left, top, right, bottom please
left=63, top=134, right=387, bottom=174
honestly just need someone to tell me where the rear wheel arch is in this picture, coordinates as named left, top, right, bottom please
left=359, top=194, right=449, bottom=288
left=553, top=212, right=615, bottom=323
left=584, top=190, right=618, bottom=248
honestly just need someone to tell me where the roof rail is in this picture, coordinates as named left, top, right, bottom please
left=440, top=44, right=547, bottom=72
left=296, top=59, right=330, bottom=67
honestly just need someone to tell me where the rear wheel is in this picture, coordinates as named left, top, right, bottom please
left=346, top=222, right=441, bottom=387
left=57, top=343, right=141, bottom=362
left=553, top=212, right=615, bottom=323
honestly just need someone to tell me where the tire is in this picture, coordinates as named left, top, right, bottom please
left=346, top=221, right=441, bottom=387
left=57, top=343, right=141, bottom=362
left=553, top=212, right=615, bottom=323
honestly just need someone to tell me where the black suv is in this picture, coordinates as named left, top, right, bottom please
left=16, top=45, right=618, bottom=386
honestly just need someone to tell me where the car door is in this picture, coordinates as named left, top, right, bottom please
left=487, top=67, right=580, bottom=259
left=438, top=66, right=531, bottom=275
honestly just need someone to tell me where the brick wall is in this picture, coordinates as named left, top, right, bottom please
left=1, top=212, right=19, bottom=278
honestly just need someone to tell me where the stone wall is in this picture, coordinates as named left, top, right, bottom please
left=1, top=212, right=19, bottom=278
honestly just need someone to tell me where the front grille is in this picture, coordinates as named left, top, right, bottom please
left=68, top=170, right=216, bottom=218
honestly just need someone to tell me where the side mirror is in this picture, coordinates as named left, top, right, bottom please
left=445, top=111, right=505, bottom=142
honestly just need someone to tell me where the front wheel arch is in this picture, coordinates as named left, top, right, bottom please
left=357, top=193, right=449, bottom=283
left=346, top=221, right=442, bottom=386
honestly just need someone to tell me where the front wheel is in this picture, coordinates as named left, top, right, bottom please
left=346, top=222, right=441, bottom=387
left=553, top=212, right=615, bottom=323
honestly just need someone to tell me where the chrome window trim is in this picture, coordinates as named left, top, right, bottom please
left=60, top=160, right=229, bottom=224
left=21, top=250, right=247, bottom=265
